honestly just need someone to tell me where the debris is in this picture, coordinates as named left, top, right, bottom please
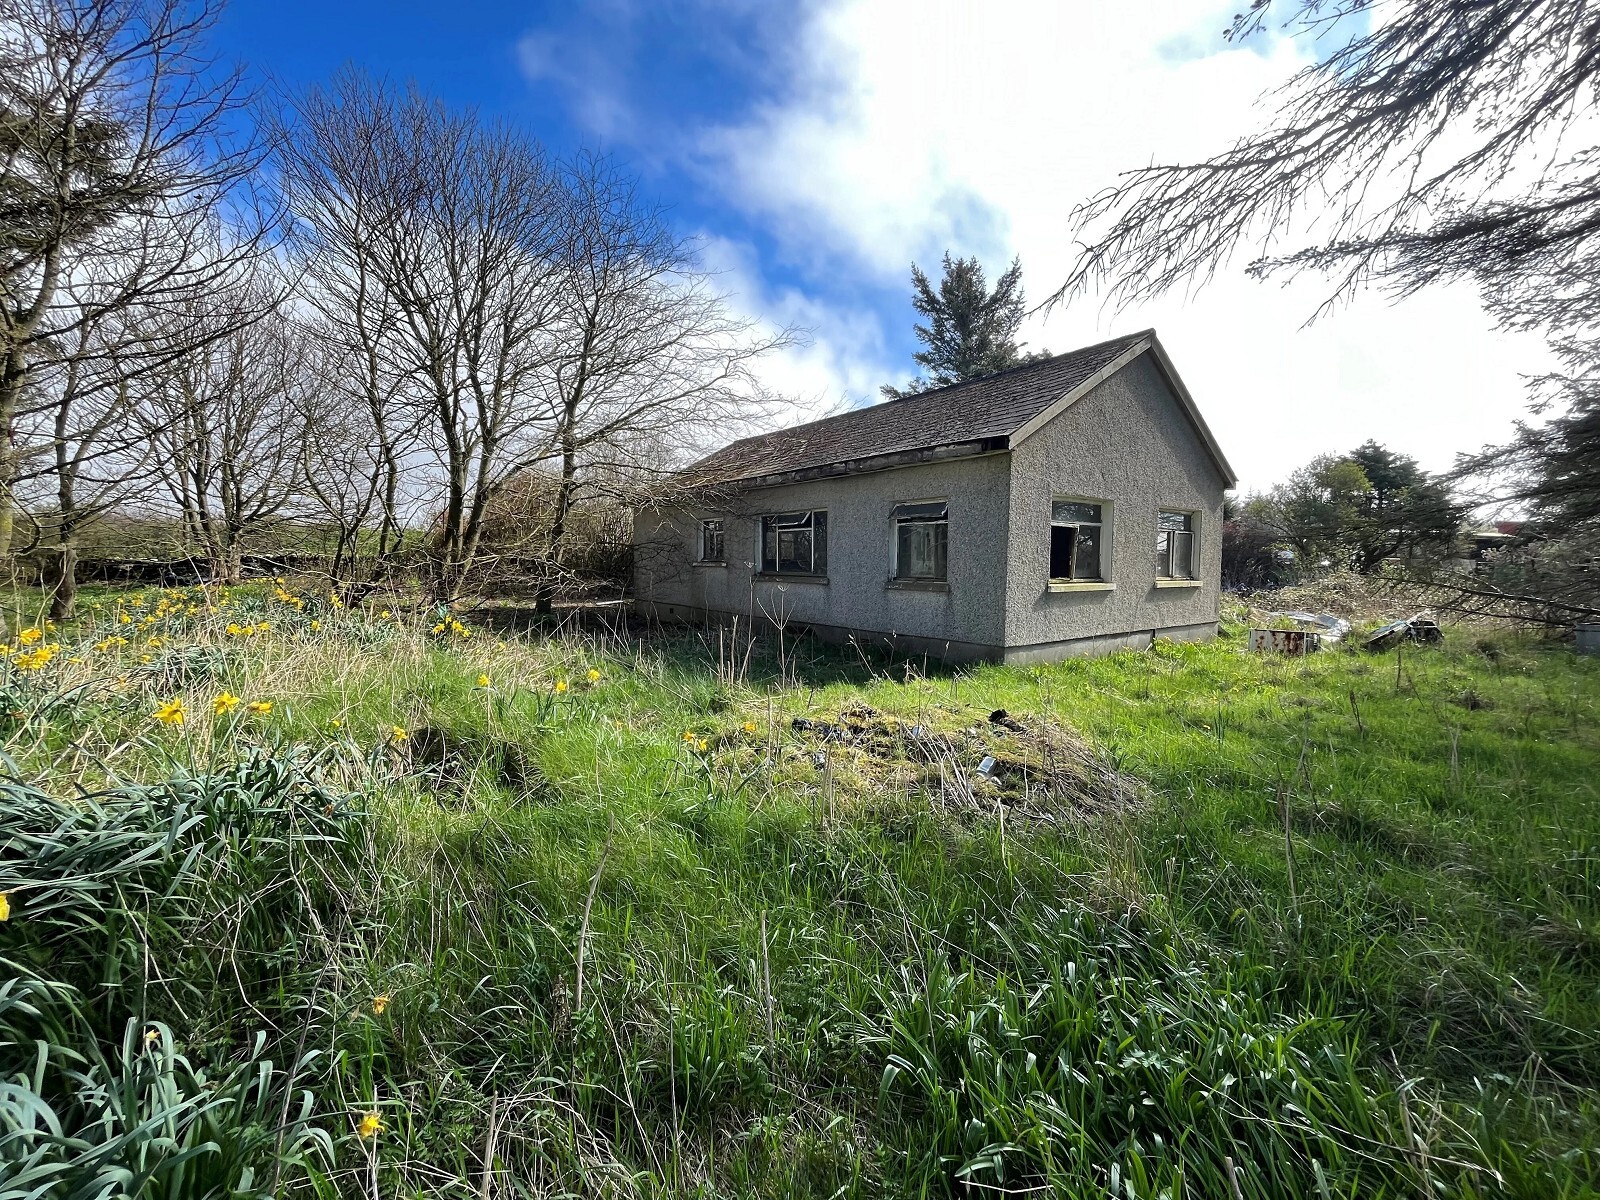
left=1268, top=611, right=1351, bottom=644
left=779, top=699, right=1147, bottom=822
left=1577, top=622, right=1600, bottom=656
left=1365, top=611, right=1443, bottom=651
left=1250, top=628, right=1321, bottom=655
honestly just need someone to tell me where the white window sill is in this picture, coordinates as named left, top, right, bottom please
left=753, top=572, right=828, bottom=585
left=1047, top=581, right=1114, bottom=593
left=692, top=560, right=726, bottom=568
left=1154, top=579, right=1202, bottom=588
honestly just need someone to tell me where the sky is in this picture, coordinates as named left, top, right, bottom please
left=213, top=0, right=1554, bottom=494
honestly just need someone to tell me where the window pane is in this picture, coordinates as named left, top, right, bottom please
left=1172, top=530, right=1194, bottom=578
left=896, top=521, right=947, bottom=580
left=1072, top=524, right=1101, bottom=580
left=1053, top=500, right=1102, bottom=524
left=1158, top=510, right=1192, bottom=532
left=778, top=529, right=810, bottom=572
left=762, top=520, right=777, bottom=572
left=1155, top=530, right=1171, bottom=577
left=812, top=512, right=827, bottom=574
left=1050, top=525, right=1076, bottom=579
left=700, top=520, right=723, bottom=561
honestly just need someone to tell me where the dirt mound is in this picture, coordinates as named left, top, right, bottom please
left=399, top=725, right=545, bottom=804
left=785, top=701, right=1146, bottom=823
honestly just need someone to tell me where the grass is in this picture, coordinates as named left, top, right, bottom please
left=2, top=582, right=1598, bottom=1197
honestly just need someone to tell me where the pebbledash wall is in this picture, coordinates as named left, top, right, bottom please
left=632, top=348, right=1228, bottom=664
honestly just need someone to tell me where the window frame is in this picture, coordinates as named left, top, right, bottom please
left=696, top=518, right=725, bottom=565
left=1155, top=508, right=1198, bottom=581
left=888, top=500, right=949, bottom=584
left=758, top=510, right=828, bottom=577
left=1049, top=497, right=1110, bottom=584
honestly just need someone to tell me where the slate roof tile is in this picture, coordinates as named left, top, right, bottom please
left=689, top=330, right=1151, bottom=485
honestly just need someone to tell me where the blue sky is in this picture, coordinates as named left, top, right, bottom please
left=213, top=0, right=1547, bottom=492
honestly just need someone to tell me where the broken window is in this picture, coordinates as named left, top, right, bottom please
left=698, top=519, right=724, bottom=563
left=891, top=501, right=947, bottom=581
left=760, top=511, right=827, bottom=575
left=1050, top=499, right=1104, bottom=581
left=1156, top=510, right=1195, bottom=579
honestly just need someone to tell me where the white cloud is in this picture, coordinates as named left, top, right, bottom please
left=685, top=0, right=1554, bottom=492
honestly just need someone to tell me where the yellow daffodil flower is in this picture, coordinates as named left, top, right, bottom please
left=587, top=668, right=601, bottom=683
left=213, top=692, right=241, bottom=716
left=389, top=725, right=408, bottom=743
left=0, top=891, right=10, bottom=921
left=357, top=1112, right=382, bottom=1139
left=554, top=679, right=567, bottom=694
left=153, top=699, right=185, bottom=726
left=475, top=674, right=490, bottom=688
left=246, top=701, right=272, bottom=716
left=372, top=994, right=390, bottom=1015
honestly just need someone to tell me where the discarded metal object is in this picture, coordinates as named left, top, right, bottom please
left=975, top=755, right=1000, bottom=780
left=1268, top=611, right=1351, bottom=644
left=1576, top=623, right=1600, bottom=656
left=1365, top=611, right=1443, bottom=651
left=1250, top=628, right=1321, bottom=655
left=988, top=709, right=1027, bottom=733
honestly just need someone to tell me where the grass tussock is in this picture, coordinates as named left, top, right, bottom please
left=0, top=581, right=1598, bottom=1197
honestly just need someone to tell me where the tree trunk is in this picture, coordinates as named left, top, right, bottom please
left=536, top=439, right=578, bottom=615
left=0, top=350, right=25, bottom=562
left=48, top=538, right=77, bottom=622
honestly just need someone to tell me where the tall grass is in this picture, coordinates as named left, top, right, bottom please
left=1, top=585, right=1597, bottom=1196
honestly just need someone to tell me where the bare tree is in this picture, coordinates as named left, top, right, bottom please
left=274, top=71, right=576, bottom=599
left=293, top=328, right=428, bottom=583
left=12, top=295, right=154, bottom=617
left=1055, top=1, right=1600, bottom=334
left=529, top=152, right=790, bottom=610
left=139, top=285, right=309, bottom=583
left=0, top=0, right=270, bottom=562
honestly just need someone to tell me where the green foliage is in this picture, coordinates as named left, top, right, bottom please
left=2, top=584, right=1600, bottom=1196
left=1247, top=443, right=1461, bottom=575
left=882, top=252, right=1042, bottom=399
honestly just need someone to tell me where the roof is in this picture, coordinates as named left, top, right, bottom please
left=686, top=329, right=1236, bottom=489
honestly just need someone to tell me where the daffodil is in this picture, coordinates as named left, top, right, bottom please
left=697, top=740, right=708, bottom=753
left=0, top=891, right=10, bottom=921
left=554, top=679, right=568, bottom=694
left=683, top=730, right=696, bottom=743
left=153, top=699, right=186, bottom=726
left=389, top=725, right=408, bottom=743
left=246, top=700, right=272, bottom=716
left=213, top=692, right=241, bottom=716
left=475, top=674, right=490, bottom=688
left=144, top=1027, right=160, bottom=1045
left=357, top=1112, right=382, bottom=1139
left=587, top=668, right=601, bottom=683
left=372, top=994, right=390, bottom=1015
left=380, top=609, right=392, bottom=619
left=309, top=619, right=322, bottom=631
left=12, top=646, right=55, bottom=671
left=743, top=721, right=758, bottom=734
left=329, top=718, right=342, bottom=730
left=16, top=627, right=42, bottom=645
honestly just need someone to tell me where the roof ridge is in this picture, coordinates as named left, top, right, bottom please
left=709, top=328, right=1153, bottom=456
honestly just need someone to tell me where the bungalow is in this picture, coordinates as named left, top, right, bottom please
left=632, top=329, right=1237, bottom=664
